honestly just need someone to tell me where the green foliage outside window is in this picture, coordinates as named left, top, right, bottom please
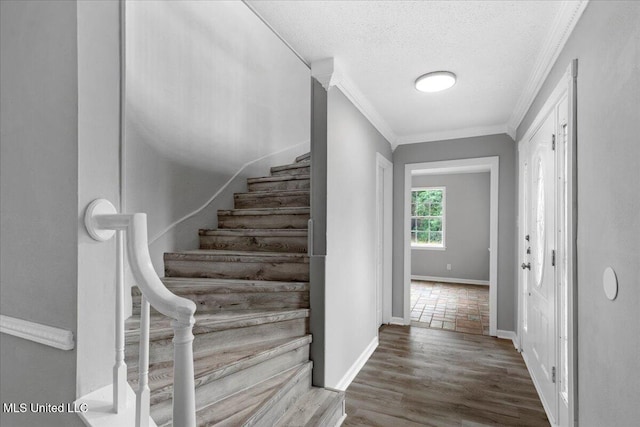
left=411, top=188, right=444, bottom=246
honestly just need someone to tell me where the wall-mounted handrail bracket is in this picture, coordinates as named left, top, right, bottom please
left=85, top=198, right=118, bottom=241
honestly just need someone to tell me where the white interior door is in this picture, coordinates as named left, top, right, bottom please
left=522, top=111, right=557, bottom=422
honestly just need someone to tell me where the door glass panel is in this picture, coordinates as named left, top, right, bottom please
left=534, top=156, right=545, bottom=287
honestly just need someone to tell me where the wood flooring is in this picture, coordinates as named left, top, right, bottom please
left=344, top=325, right=549, bottom=427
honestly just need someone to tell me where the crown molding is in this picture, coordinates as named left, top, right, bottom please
left=311, top=58, right=398, bottom=147
left=507, top=0, right=589, bottom=137
left=395, top=123, right=510, bottom=147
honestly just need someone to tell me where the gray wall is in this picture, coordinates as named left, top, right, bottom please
left=516, top=2, right=640, bottom=424
left=393, top=134, right=516, bottom=331
left=411, top=173, right=490, bottom=281
left=0, top=1, right=82, bottom=426
left=76, top=0, right=121, bottom=398
left=125, top=1, right=310, bottom=274
left=325, top=87, right=393, bottom=387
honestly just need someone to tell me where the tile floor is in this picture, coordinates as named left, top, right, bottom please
left=410, top=280, right=490, bottom=336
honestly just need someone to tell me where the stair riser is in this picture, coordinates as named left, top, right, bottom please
left=132, top=291, right=309, bottom=315
left=248, top=179, right=310, bottom=192
left=270, top=166, right=310, bottom=176
left=126, top=317, right=308, bottom=366
left=199, top=235, right=308, bottom=253
left=148, top=346, right=310, bottom=425
left=320, top=396, right=346, bottom=427
left=234, top=193, right=310, bottom=209
left=165, top=259, right=309, bottom=282
left=320, top=401, right=345, bottom=426
left=246, top=365, right=312, bottom=426
left=218, top=213, right=309, bottom=229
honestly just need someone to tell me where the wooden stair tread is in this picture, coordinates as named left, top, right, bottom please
left=247, top=174, right=310, bottom=184
left=218, top=207, right=310, bottom=216
left=295, top=152, right=310, bottom=163
left=270, top=163, right=310, bottom=176
left=128, top=335, right=312, bottom=395
left=235, top=189, right=310, bottom=197
left=125, top=309, right=309, bottom=339
left=274, top=387, right=345, bottom=427
left=194, top=362, right=312, bottom=427
left=165, top=250, right=308, bottom=261
left=157, top=277, right=309, bottom=293
left=199, top=228, right=307, bottom=237
left=271, top=162, right=309, bottom=172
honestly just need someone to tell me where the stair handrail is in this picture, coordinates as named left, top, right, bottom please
left=85, top=199, right=197, bottom=427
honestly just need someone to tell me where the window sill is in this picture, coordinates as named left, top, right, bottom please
left=411, top=245, right=446, bottom=251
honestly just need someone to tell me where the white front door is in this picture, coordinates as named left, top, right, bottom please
left=522, top=111, right=557, bottom=422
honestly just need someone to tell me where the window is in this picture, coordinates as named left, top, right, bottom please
left=411, top=187, right=445, bottom=248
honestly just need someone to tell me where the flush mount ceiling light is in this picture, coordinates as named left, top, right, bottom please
left=415, top=71, right=457, bottom=93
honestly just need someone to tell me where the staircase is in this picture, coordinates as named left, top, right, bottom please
left=125, top=152, right=346, bottom=426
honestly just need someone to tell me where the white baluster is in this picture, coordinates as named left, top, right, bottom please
left=172, top=319, right=196, bottom=427
left=113, top=230, right=127, bottom=413
left=135, top=297, right=150, bottom=427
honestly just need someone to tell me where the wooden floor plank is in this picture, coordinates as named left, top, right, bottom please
left=343, top=325, right=549, bottom=426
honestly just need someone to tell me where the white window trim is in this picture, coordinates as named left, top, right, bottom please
left=410, top=186, right=446, bottom=250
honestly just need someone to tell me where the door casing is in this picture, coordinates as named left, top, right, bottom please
left=402, top=156, right=499, bottom=337
left=517, top=60, right=577, bottom=427
left=376, top=153, right=393, bottom=329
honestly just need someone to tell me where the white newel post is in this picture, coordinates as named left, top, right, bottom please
left=172, top=319, right=197, bottom=427
left=85, top=199, right=197, bottom=426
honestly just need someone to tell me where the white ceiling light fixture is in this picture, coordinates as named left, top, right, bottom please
left=415, top=71, right=457, bottom=93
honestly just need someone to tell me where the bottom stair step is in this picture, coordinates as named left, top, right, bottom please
left=192, top=362, right=312, bottom=427
left=275, top=388, right=345, bottom=427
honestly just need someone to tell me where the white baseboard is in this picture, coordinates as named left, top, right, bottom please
left=390, top=316, right=407, bottom=326
left=332, top=336, right=378, bottom=391
left=411, top=275, right=489, bottom=286
left=497, top=329, right=519, bottom=349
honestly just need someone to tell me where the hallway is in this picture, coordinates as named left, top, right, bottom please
left=344, top=325, right=549, bottom=426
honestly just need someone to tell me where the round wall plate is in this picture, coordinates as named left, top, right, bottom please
left=85, top=199, right=117, bottom=241
left=603, top=267, right=618, bottom=301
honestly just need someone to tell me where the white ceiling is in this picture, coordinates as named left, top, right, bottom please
left=245, top=0, right=587, bottom=147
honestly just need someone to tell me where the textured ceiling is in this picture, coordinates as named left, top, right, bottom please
left=246, top=0, right=570, bottom=145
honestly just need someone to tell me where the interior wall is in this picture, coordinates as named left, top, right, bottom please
left=516, top=2, right=640, bottom=424
left=411, top=172, right=490, bottom=281
left=393, top=134, right=516, bottom=331
left=0, top=1, right=82, bottom=426
left=325, top=87, right=393, bottom=388
left=125, top=0, right=310, bottom=274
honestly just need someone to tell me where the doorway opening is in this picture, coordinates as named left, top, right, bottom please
left=403, top=157, right=499, bottom=336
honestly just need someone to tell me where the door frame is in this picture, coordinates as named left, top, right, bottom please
left=376, top=153, right=393, bottom=328
left=403, top=156, right=499, bottom=336
left=517, top=60, right=577, bottom=427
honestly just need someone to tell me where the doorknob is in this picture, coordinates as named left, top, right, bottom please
left=521, top=262, right=531, bottom=270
